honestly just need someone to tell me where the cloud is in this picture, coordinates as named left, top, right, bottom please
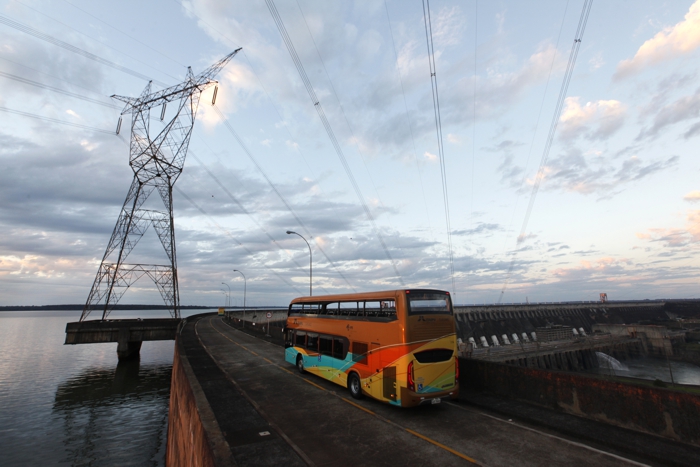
left=447, top=133, right=460, bottom=144
left=615, top=1, right=700, bottom=79
left=558, top=97, right=626, bottom=141
left=551, top=257, right=631, bottom=280
left=423, top=151, right=438, bottom=162
left=542, top=147, right=678, bottom=197
left=452, top=223, right=501, bottom=236
left=637, top=87, right=700, bottom=140
left=683, top=121, right=700, bottom=139
left=684, top=191, right=700, bottom=202
left=636, top=210, right=700, bottom=248
left=431, top=6, right=467, bottom=48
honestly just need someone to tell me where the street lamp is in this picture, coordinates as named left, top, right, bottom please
left=233, top=269, right=246, bottom=327
left=286, top=230, right=312, bottom=296
left=221, top=282, right=230, bottom=308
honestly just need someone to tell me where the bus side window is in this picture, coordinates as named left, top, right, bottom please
left=352, top=341, right=368, bottom=365
left=307, top=333, right=319, bottom=352
left=333, top=337, right=347, bottom=359
left=339, top=301, right=356, bottom=316
left=295, top=331, right=306, bottom=347
left=319, top=335, right=333, bottom=356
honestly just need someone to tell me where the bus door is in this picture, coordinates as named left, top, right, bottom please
left=318, top=334, right=335, bottom=379
left=306, top=333, right=319, bottom=370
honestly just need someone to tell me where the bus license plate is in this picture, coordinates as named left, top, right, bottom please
left=431, top=398, right=441, bottom=405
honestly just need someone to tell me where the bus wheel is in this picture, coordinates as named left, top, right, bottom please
left=296, top=355, right=306, bottom=373
left=348, top=373, right=363, bottom=399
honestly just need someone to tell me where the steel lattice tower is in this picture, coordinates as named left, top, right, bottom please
left=81, top=49, right=241, bottom=321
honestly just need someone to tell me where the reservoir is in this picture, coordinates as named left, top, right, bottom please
left=0, top=309, right=200, bottom=467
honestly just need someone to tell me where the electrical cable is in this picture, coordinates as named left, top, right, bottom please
left=0, top=70, right=120, bottom=110
left=188, top=149, right=309, bottom=273
left=172, top=0, right=361, bottom=291
left=383, top=0, right=435, bottom=243
left=265, top=0, right=405, bottom=288
left=61, top=0, right=186, bottom=69
left=422, top=0, right=456, bottom=296
left=0, top=14, right=169, bottom=87
left=0, top=105, right=113, bottom=134
left=173, top=185, right=306, bottom=296
left=498, top=0, right=593, bottom=303
left=212, top=106, right=357, bottom=292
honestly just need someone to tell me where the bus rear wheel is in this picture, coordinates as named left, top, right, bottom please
left=296, top=354, right=306, bottom=374
left=348, top=373, right=363, bottom=399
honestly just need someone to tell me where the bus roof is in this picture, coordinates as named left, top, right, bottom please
left=289, top=289, right=450, bottom=304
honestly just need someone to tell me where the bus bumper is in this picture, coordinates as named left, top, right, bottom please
left=400, top=383, right=459, bottom=407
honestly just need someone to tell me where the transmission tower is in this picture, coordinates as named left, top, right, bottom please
left=81, top=49, right=241, bottom=321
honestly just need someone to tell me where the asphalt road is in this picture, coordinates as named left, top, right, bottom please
left=194, top=315, right=654, bottom=467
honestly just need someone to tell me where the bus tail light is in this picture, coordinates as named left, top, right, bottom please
left=407, top=361, right=415, bottom=391
left=455, top=356, right=459, bottom=381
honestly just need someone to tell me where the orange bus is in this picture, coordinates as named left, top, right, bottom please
left=283, top=289, right=459, bottom=407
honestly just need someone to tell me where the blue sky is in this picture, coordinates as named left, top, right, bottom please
left=1, top=0, right=699, bottom=308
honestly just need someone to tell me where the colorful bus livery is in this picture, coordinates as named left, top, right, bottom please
left=284, top=289, right=459, bottom=407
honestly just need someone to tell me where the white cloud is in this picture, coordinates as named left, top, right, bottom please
left=589, top=52, right=605, bottom=70
left=684, top=191, right=700, bottom=202
left=261, top=138, right=272, bottom=146
left=447, top=133, right=460, bottom=144
left=559, top=97, right=626, bottom=141
left=615, top=0, right=700, bottom=78
left=423, top=151, right=438, bottom=162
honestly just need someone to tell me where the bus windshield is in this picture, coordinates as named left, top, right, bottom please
left=406, top=292, right=452, bottom=315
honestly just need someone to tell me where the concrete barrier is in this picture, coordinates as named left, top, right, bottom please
left=460, top=358, right=700, bottom=446
left=166, top=317, right=233, bottom=467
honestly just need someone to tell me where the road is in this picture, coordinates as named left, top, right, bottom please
left=193, top=315, right=652, bottom=467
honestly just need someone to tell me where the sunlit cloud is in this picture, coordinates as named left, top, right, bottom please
left=559, top=97, right=626, bottom=141
left=684, top=191, right=700, bottom=202
left=615, top=0, right=700, bottom=78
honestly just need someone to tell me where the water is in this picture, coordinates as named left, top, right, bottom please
left=593, top=352, right=700, bottom=385
left=596, top=352, right=629, bottom=372
left=0, top=309, right=202, bottom=466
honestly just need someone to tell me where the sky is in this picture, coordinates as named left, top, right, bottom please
left=1, top=0, right=700, bottom=309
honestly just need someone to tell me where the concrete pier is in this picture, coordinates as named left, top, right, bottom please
left=64, top=318, right=181, bottom=359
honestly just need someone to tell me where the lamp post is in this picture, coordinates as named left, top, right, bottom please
left=221, top=282, right=230, bottom=307
left=233, top=269, right=246, bottom=327
left=221, top=282, right=230, bottom=318
left=286, top=230, right=312, bottom=296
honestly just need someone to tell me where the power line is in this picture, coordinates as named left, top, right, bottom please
left=0, top=70, right=120, bottom=110
left=383, top=0, right=434, bottom=243
left=0, top=105, right=114, bottom=134
left=61, top=0, right=186, bottom=69
left=172, top=0, right=357, bottom=292
left=422, top=0, right=456, bottom=296
left=187, top=149, right=309, bottom=273
left=265, top=0, right=405, bottom=288
left=212, top=106, right=357, bottom=293
left=174, top=185, right=306, bottom=296
left=0, top=14, right=169, bottom=87
left=498, top=0, right=593, bottom=303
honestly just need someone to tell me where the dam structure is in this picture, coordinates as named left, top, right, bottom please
left=165, top=301, right=700, bottom=466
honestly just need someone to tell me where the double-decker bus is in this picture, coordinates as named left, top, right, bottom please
left=283, top=289, right=459, bottom=407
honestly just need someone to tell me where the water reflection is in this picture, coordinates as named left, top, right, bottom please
left=52, top=360, right=172, bottom=466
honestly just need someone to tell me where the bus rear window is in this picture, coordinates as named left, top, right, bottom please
left=407, top=292, right=452, bottom=315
